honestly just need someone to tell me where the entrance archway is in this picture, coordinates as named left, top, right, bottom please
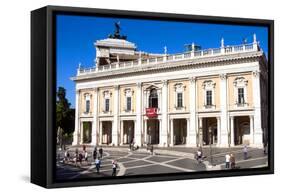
left=123, top=120, right=135, bottom=144
left=234, top=116, right=250, bottom=145
left=147, top=119, right=159, bottom=144
left=102, top=121, right=112, bottom=144
left=173, top=119, right=187, bottom=145
left=202, top=117, right=217, bottom=145
left=82, top=122, right=92, bottom=143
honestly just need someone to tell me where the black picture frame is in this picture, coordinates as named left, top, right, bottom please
left=31, top=5, right=274, bottom=188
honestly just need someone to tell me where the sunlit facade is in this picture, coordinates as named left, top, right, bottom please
left=71, top=33, right=268, bottom=148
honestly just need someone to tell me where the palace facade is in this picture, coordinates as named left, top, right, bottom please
left=71, top=33, right=268, bottom=148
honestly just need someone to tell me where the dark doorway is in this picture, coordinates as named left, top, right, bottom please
left=102, top=121, right=112, bottom=144
left=173, top=119, right=187, bottom=145
left=147, top=119, right=159, bottom=144
left=202, top=117, right=217, bottom=145
left=83, top=122, right=92, bottom=143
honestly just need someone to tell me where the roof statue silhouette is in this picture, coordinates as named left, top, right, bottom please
left=108, top=21, right=127, bottom=40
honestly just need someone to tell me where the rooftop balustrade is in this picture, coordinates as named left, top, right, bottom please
left=77, top=42, right=260, bottom=76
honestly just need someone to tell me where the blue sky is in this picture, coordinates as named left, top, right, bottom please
left=56, top=14, right=268, bottom=108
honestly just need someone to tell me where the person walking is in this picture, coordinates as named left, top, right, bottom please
left=74, top=148, right=79, bottom=166
left=243, top=145, right=248, bottom=160
left=150, top=145, right=154, bottom=155
left=84, top=151, right=88, bottom=165
left=95, top=158, right=101, bottom=174
left=93, top=147, right=97, bottom=160
left=78, top=152, right=83, bottom=166
left=230, top=153, right=236, bottom=169
left=196, top=149, right=202, bottom=163
left=64, top=149, right=70, bottom=163
left=99, top=147, right=103, bottom=159
left=112, top=160, right=118, bottom=176
left=225, top=153, right=230, bottom=169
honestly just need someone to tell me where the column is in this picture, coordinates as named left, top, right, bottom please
left=230, top=116, right=234, bottom=146
left=135, top=82, right=142, bottom=147
left=159, top=119, right=162, bottom=145
left=80, top=122, right=84, bottom=144
left=143, top=90, right=147, bottom=112
left=160, top=80, right=168, bottom=147
left=170, top=119, right=174, bottom=146
left=72, top=90, right=80, bottom=145
left=198, top=117, right=203, bottom=147
left=189, top=77, right=197, bottom=146
left=157, top=89, right=162, bottom=112
left=185, top=118, right=189, bottom=146
left=217, top=117, right=221, bottom=145
left=219, top=74, right=229, bottom=147
left=112, top=85, right=119, bottom=146
left=91, top=88, right=98, bottom=146
left=252, top=71, right=263, bottom=146
left=120, top=120, right=124, bottom=145
left=250, top=115, right=254, bottom=145
left=144, top=119, right=147, bottom=144
left=99, top=121, right=103, bottom=145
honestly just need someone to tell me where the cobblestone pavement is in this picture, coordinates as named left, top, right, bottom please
left=56, top=146, right=268, bottom=180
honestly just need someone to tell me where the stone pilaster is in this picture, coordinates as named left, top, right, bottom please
left=170, top=119, right=174, bottom=146
left=252, top=71, right=263, bottom=146
left=112, top=85, right=119, bottom=146
left=219, top=73, right=229, bottom=147
left=160, top=80, right=168, bottom=147
left=135, top=82, right=142, bottom=147
left=189, top=77, right=197, bottom=146
left=185, top=118, right=189, bottom=146
left=91, top=88, right=98, bottom=146
left=72, top=90, right=80, bottom=145
left=230, top=116, right=235, bottom=146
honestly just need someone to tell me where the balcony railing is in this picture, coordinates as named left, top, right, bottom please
left=77, top=43, right=260, bottom=76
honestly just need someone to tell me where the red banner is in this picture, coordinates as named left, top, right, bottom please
left=146, top=108, right=158, bottom=118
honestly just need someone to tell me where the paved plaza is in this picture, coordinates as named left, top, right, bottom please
left=56, top=146, right=268, bottom=180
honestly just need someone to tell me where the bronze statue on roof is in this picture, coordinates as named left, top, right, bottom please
left=108, top=21, right=127, bottom=40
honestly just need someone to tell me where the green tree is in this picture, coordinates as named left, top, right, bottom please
left=56, top=87, right=74, bottom=147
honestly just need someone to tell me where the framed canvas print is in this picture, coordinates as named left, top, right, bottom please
left=31, top=5, right=274, bottom=188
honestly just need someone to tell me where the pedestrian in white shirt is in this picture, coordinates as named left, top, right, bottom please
left=225, top=153, right=230, bottom=169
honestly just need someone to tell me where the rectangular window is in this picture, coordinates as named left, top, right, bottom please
left=105, top=99, right=110, bottom=112
left=206, top=90, right=212, bottom=106
left=238, top=88, right=245, bottom=104
left=86, top=100, right=90, bottom=113
left=177, top=93, right=183, bottom=107
left=126, top=97, right=131, bottom=111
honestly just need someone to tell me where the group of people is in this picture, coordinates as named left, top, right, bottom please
left=93, top=147, right=119, bottom=176
left=63, top=146, right=118, bottom=176
left=225, top=153, right=236, bottom=169
left=225, top=145, right=249, bottom=169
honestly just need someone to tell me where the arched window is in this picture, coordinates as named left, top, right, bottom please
left=149, top=89, right=158, bottom=108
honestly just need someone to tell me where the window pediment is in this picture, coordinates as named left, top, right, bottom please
left=174, top=83, right=186, bottom=92
left=103, top=90, right=112, bottom=98
left=202, top=80, right=216, bottom=89
left=124, top=88, right=134, bottom=97
left=233, top=77, right=248, bottom=87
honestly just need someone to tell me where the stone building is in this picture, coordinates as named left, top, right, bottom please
left=71, top=30, right=268, bottom=148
